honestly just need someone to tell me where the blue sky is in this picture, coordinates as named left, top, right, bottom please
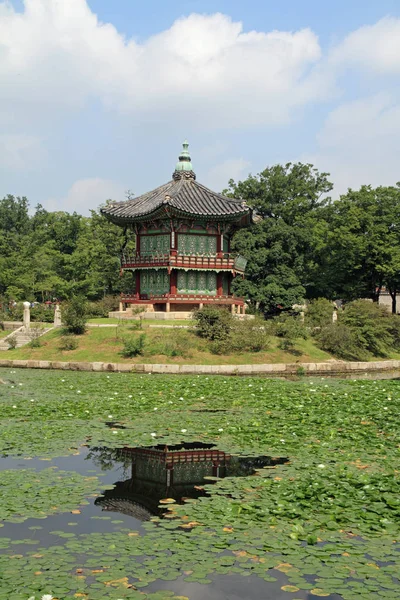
left=1, top=0, right=400, bottom=214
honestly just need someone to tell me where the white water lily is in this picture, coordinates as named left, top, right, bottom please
left=12, top=405, right=17, bottom=408
left=218, top=428, right=223, bottom=432
left=128, top=395, right=132, bottom=398
left=150, top=432, right=157, bottom=437
left=77, top=390, right=81, bottom=394
left=318, top=464, right=326, bottom=468
left=108, top=415, right=113, bottom=418
left=42, top=595, right=53, bottom=600
left=113, top=430, right=118, bottom=434
left=181, top=429, right=187, bottom=433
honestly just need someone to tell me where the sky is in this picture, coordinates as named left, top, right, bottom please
left=1, top=0, right=400, bottom=214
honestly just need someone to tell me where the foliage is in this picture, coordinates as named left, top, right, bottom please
left=63, top=296, right=88, bottom=335
left=273, top=313, right=308, bottom=352
left=340, top=300, right=397, bottom=357
left=319, top=184, right=400, bottom=307
left=87, top=296, right=119, bottom=318
left=0, top=369, right=398, bottom=599
left=193, top=306, right=233, bottom=341
left=226, top=163, right=333, bottom=314
left=210, top=317, right=270, bottom=354
left=58, top=335, right=79, bottom=351
left=121, top=334, right=146, bottom=357
left=305, top=297, right=334, bottom=328
left=7, top=334, right=17, bottom=350
left=314, top=300, right=400, bottom=360
left=314, top=323, right=365, bottom=360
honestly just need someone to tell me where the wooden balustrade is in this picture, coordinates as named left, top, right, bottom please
left=121, top=252, right=244, bottom=272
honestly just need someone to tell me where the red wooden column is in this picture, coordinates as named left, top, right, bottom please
left=135, top=234, right=141, bottom=256
left=217, top=273, right=223, bottom=296
left=135, top=272, right=141, bottom=297
left=170, top=270, right=177, bottom=295
left=216, top=234, right=223, bottom=258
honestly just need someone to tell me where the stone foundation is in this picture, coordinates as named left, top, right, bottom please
left=2, top=358, right=400, bottom=376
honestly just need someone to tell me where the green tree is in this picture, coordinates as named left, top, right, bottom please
left=322, top=184, right=400, bottom=310
left=226, top=163, right=333, bottom=314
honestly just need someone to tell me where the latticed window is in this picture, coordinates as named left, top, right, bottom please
left=177, top=270, right=217, bottom=295
left=140, top=235, right=170, bottom=255
left=178, top=234, right=217, bottom=255
left=140, top=269, right=169, bottom=295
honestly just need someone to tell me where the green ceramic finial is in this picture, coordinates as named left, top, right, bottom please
left=175, top=140, right=193, bottom=172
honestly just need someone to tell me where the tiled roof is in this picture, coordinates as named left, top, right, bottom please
left=101, top=175, right=249, bottom=223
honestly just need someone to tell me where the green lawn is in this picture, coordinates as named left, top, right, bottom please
left=88, top=317, right=192, bottom=326
left=5, top=324, right=334, bottom=364
left=0, top=369, right=398, bottom=599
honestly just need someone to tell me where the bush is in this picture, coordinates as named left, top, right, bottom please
left=28, top=328, right=43, bottom=348
left=160, top=331, right=193, bottom=358
left=122, top=334, right=146, bottom=357
left=274, top=314, right=308, bottom=353
left=340, top=300, right=394, bottom=357
left=63, top=296, right=88, bottom=335
left=58, top=336, right=79, bottom=351
left=306, top=298, right=334, bottom=328
left=193, top=306, right=233, bottom=341
left=87, top=296, right=119, bottom=318
left=209, top=317, right=270, bottom=355
left=7, top=335, right=17, bottom=350
left=30, top=305, right=54, bottom=323
left=314, top=323, right=366, bottom=361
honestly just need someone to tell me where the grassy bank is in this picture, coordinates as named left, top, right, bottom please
left=3, top=324, right=333, bottom=364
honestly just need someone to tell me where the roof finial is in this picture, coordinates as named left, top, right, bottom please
left=173, top=140, right=196, bottom=181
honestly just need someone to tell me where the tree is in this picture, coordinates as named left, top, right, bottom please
left=226, top=163, right=333, bottom=315
left=323, top=184, right=400, bottom=310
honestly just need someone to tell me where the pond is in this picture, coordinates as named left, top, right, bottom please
left=0, top=368, right=398, bottom=599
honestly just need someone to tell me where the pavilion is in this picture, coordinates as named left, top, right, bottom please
left=101, top=142, right=251, bottom=317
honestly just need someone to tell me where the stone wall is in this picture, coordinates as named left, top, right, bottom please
left=1, top=358, right=400, bottom=376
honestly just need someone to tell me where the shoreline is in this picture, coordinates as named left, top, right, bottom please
left=1, top=358, right=400, bottom=375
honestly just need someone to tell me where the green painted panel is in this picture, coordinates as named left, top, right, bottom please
left=178, top=234, right=217, bottom=255
left=140, top=269, right=169, bottom=295
left=140, top=235, right=170, bottom=255
left=223, top=236, right=229, bottom=253
left=177, top=270, right=216, bottom=295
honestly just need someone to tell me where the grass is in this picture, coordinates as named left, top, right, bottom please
left=0, top=329, right=9, bottom=339
left=88, top=317, right=192, bottom=326
left=5, top=324, right=334, bottom=364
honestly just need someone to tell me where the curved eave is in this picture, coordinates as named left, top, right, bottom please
left=101, top=203, right=251, bottom=225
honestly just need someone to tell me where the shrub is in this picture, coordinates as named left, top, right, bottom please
left=58, top=336, right=79, bottom=351
left=87, top=296, right=119, bottom=318
left=274, top=314, right=308, bottom=352
left=28, top=328, right=43, bottom=348
left=229, top=318, right=269, bottom=353
left=314, top=323, right=366, bottom=361
left=7, top=335, right=17, bottom=350
left=306, top=298, right=334, bottom=328
left=193, top=306, right=233, bottom=341
left=161, top=331, right=193, bottom=358
left=63, top=296, right=87, bottom=335
left=340, top=300, right=394, bottom=357
left=122, top=334, right=146, bottom=357
left=30, top=305, right=54, bottom=323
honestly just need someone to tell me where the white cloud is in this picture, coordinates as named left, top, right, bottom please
left=46, top=177, right=125, bottom=214
left=330, top=17, right=400, bottom=74
left=205, top=157, right=251, bottom=192
left=0, top=133, right=46, bottom=169
left=0, top=0, right=325, bottom=129
left=304, top=94, right=400, bottom=194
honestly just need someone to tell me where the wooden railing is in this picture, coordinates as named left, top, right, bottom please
left=121, top=252, right=246, bottom=273
left=121, top=292, right=244, bottom=305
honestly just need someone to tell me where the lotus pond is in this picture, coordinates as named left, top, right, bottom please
left=0, top=368, right=398, bottom=600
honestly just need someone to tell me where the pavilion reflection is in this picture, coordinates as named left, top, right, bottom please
left=93, top=443, right=285, bottom=521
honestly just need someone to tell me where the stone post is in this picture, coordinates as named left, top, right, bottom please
left=166, top=302, right=171, bottom=313
left=231, top=304, right=236, bottom=315
left=119, top=301, right=124, bottom=313
left=332, top=309, right=338, bottom=323
left=23, top=301, right=30, bottom=330
left=54, top=304, right=62, bottom=327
